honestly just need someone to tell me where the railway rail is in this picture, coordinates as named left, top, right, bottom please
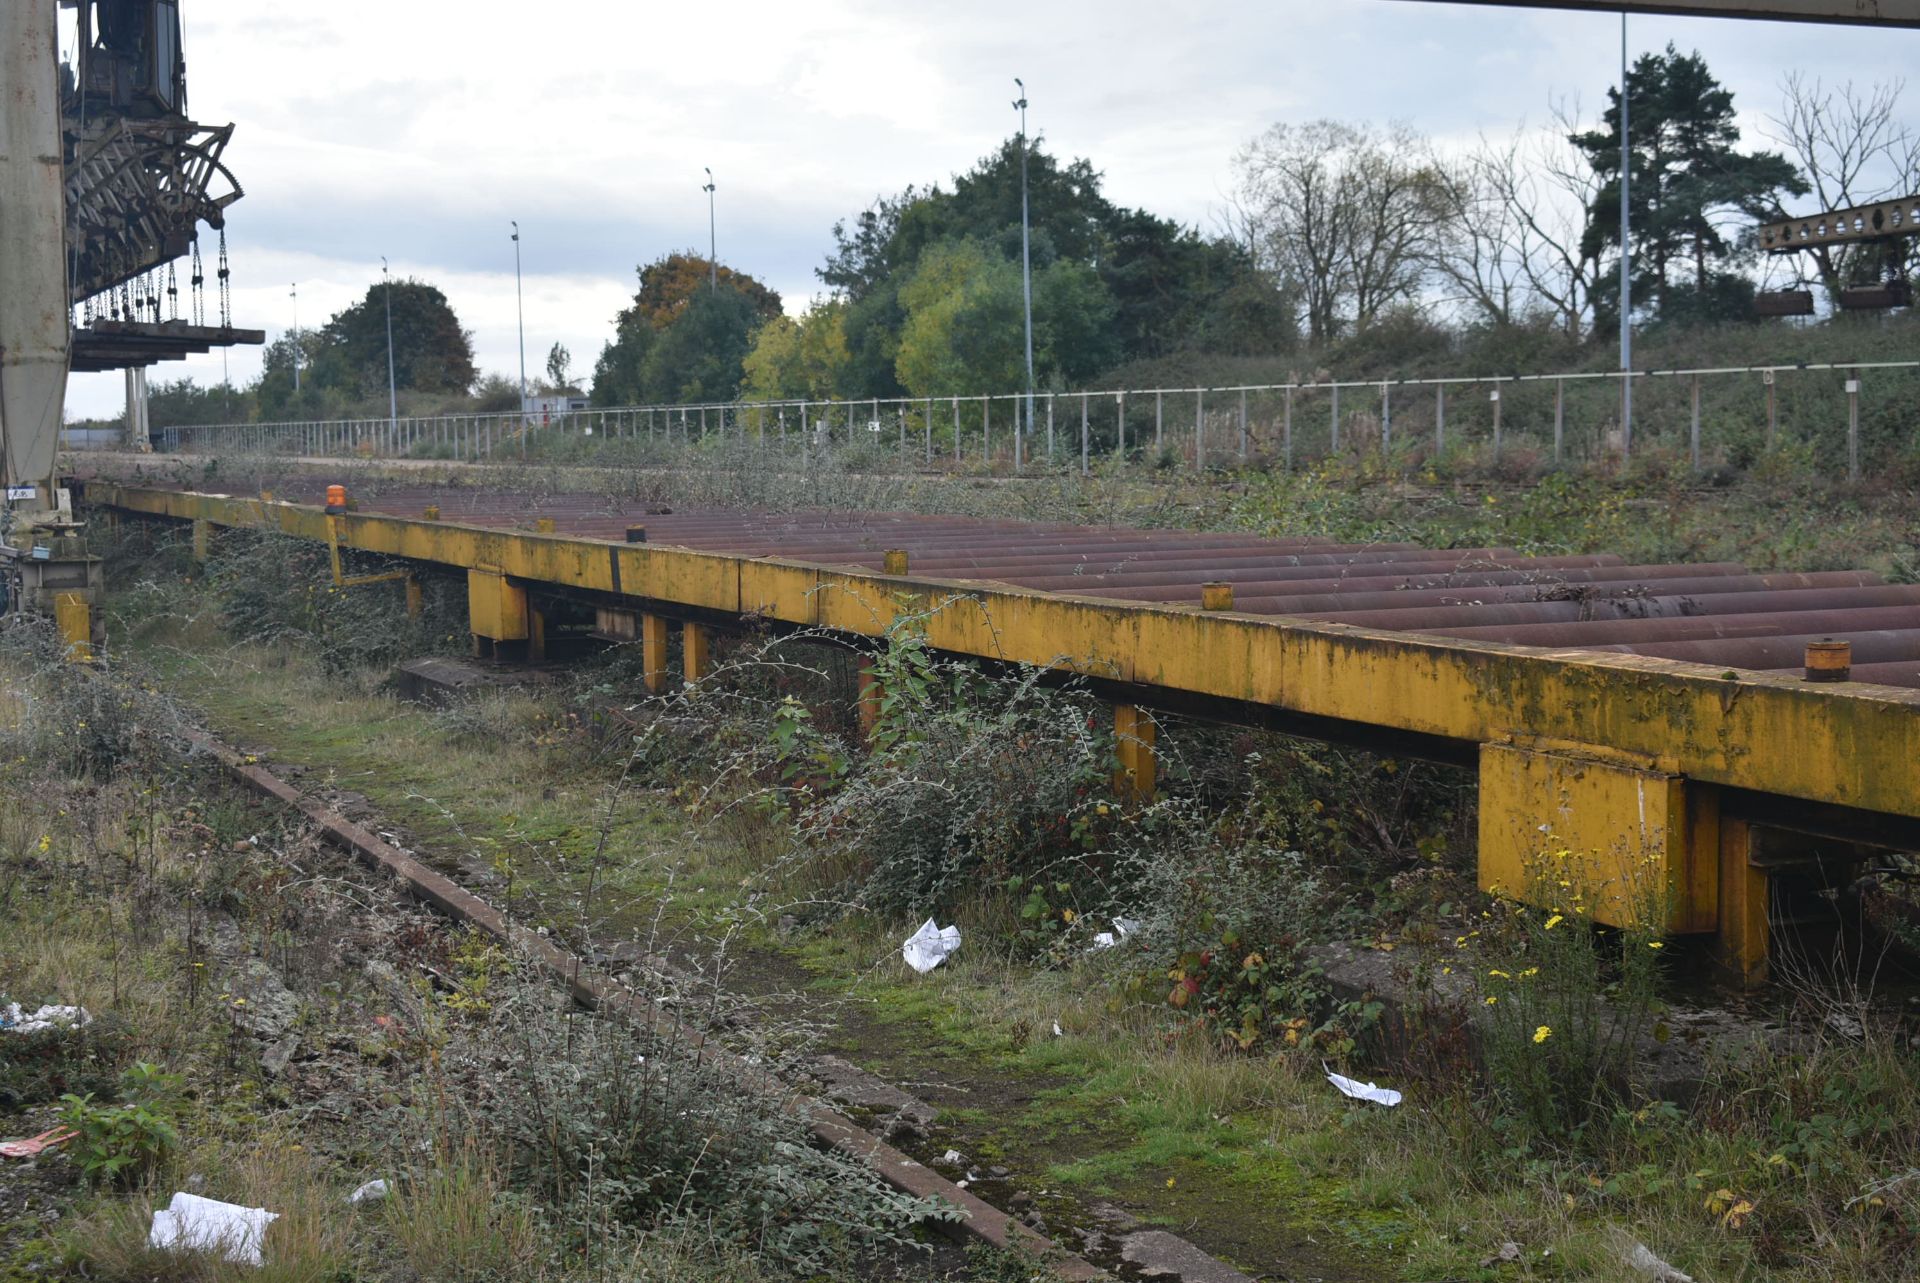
left=79, top=472, right=1920, bottom=987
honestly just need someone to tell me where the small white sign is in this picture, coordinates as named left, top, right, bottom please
left=5, top=486, right=35, bottom=501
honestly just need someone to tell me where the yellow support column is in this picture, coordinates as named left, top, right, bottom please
left=53, top=592, right=92, bottom=663
left=1113, top=703, right=1157, bottom=799
left=683, top=621, right=712, bottom=683
left=528, top=609, right=547, bottom=662
left=641, top=613, right=669, bottom=693
left=1716, top=817, right=1770, bottom=989
left=404, top=577, right=423, bottom=618
left=191, top=518, right=211, bottom=562
left=465, top=569, right=528, bottom=644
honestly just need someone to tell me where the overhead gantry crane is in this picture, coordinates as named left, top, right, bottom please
left=0, top=1, right=260, bottom=655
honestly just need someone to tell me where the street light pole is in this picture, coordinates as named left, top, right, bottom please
left=1014, top=78, right=1034, bottom=467
left=289, top=282, right=300, bottom=394
left=1619, top=13, right=1633, bottom=454
left=511, top=221, right=527, bottom=418
left=703, top=168, right=717, bottom=290
left=382, top=257, right=397, bottom=443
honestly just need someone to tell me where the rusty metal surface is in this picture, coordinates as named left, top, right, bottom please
left=127, top=476, right=1920, bottom=688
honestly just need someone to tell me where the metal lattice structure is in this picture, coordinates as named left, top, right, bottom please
left=65, top=115, right=241, bottom=305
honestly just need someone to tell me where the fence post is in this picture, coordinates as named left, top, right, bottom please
left=952, top=398, right=961, bottom=464
left=1491, top=384, right=1503, bottom=458
left=1194, top=389, right=1206, bottom=471
left=1765, top=370, right=1777, bottom=449
left=1331, top=384, right=1340, bottom=453
left=1116, top=392, right=1126, bottom=458
left=1435, top=385, right=1445, bottom=455
left=1380, top=383, right=1390, bottom=457
left=983, top=396, right=990, bottom=465
left=1080, top=393, right=1090, bottom=477
left=1046, top=394, right=1055, bottom=462
left=1283, top=386, right=1293, bottom=469
left=1238, top=389, right=1249, bottom=461
left=1689, top=375, right=1701, bottom=470
left=1154, top=390, right=1163, bottom=452
left=923, top=398, right=931, bottom=464
left=1554, top=378, right=1565, bottom=464
left=1846, top=372, right=1861, bottom=483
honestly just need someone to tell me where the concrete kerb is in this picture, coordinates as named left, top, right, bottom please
left=185, top=731, right=1107, bottom=1280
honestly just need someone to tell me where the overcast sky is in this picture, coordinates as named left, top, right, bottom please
left=66, top=0, right=1920, bottom=418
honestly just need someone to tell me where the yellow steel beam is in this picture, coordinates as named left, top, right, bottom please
left=88, top=482, right=1920, bottom=825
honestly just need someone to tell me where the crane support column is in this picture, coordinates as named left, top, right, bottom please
left=0, top=0, right=70, bottom=518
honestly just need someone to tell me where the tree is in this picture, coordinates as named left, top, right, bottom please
left=741, top=301, right=852, bottom=402
left=638, top=286, right=761, bottom=403
left=630, top=252, right=781, bottom=329
left=1233, top=120, right=1447, bottom=343
left=1431, top=104, right=1608, bottom=339
left=893, top=239, right=1121, bottom=397
left=544, top=342, right=574, bottom=393
left=319, top=279, right=477, bottom=397
left=590, top=253, right=782, bottom=405
left=1573, top=46, right=1808, bottom=326
left=821, top=137, right=1270, bottom=393
left=1766, top=74, right=1920, bottom=299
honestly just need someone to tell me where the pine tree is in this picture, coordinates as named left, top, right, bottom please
left=1574, top=45, right=1808, bottom=325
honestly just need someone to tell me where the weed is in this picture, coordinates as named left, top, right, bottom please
left=60, top=1062, right=184, bottom=1186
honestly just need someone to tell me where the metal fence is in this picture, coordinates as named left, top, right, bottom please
left=156, top=357, right=1920, bottom=482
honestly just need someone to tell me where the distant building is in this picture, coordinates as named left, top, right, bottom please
left=522, top=393, right=590, bottom=421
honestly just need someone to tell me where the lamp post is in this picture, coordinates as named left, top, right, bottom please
left=512, top=221, right=527, bottom=419
left=1619, top=13, right=1633, bottom=455
left=289, top=282, right=300, bottom=393
left=703, top=168, right=717, bottom=290
left=1013, top=78, right=1034, bottom=467
left=382, top=257, right=397, bottom=443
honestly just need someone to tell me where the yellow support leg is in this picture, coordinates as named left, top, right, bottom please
left=528, top=609, right=547, bottom=663
left=641, top=613, right=668, bottom=694
left=1715, top=817, right=1770, bottom=989
left=683, top=621, right=712, bottom=683
left=1113, top=703, right=1157, bottom=799
left=53, top=592, right=92, bottom=663
left=465, top=569, right=528, bottom=643
left=191, top=518, right=211, bottom=562
left=405, top=576, right=423, bottom=618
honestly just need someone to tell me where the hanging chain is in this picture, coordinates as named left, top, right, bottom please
left=190, top=238, right=205, bottom=327
left=216, top=228, right=232, bottom=329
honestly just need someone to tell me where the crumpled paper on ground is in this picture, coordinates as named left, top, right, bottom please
left=902, top=919, right=961, bottom=973
left=1091, top=917, right=1142, bottom=949
left=149, top=1191, right=278, bottom=1265
left=1324, top=1064, right=1403, bottom=1107
left=0, top=1003, right=90, bottom=1033
left=347, top=1179, right=389, bottom=1205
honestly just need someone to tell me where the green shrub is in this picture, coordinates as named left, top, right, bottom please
left=59, top=1061, right=182, bottom=1186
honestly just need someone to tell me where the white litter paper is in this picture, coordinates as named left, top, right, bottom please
left=1324, top=1064, right=1402, bottom=1108
left=0, top=1003, right=91, bottom=1033
left=346, top=1179, right=389, bottom=1205
left=901, top=919, right=961, bottom=973
left=1090, top=917, right=1141, bottom=950
left=149, top=1192, right=278, bottom=1265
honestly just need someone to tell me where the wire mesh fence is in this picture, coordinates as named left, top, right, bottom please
left=151, top=358, right=1920, bottom=482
